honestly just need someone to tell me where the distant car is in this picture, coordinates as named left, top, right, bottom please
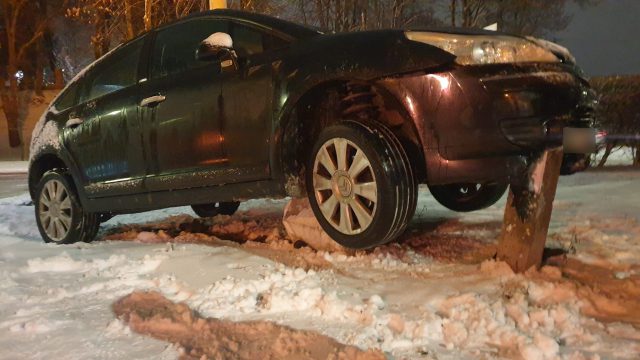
left=28, top=9, right=594, bottom=249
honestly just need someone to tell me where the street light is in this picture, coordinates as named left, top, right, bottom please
left=209, top=0, right=227, bottom=9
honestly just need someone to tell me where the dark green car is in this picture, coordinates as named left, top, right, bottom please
left=28, top=10, right=594, bottom=249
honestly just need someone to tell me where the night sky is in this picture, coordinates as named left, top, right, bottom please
left=556, top=0, right=640, bottom=77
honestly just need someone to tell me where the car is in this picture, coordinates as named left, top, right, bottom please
left=28, top=9, right=595, bottom=249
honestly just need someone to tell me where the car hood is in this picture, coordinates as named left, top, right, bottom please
left=286, top=29, right=457, bottom=80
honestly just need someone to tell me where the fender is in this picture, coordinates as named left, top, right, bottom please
left=269, top=30, right=455, bottom=183
left=276, top=30, right=455, bottom=118
left=28, top=116, right=88, bottom=205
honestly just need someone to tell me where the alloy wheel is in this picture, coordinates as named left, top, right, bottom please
left=312, top=138, right=377, bottom=235
left=38, top=179, right=73, bottom=241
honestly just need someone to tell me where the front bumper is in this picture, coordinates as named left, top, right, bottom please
left=378, top=62, right=595, bottom=184
left=437, top=63, right=594, bottom=159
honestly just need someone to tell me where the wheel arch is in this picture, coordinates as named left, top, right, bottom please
left=276, top=78, right=427, bottom=197
left=29, top=152, right=75, bottom=200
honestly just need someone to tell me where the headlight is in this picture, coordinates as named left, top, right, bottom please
left=405, top=31, right=559, bottom=65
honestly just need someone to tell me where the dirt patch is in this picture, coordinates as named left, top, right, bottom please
left=113, top=291, right=385, bottom=360
left=542, top=256, right=640, bottom=325
left=396, top=218, right=500, bottom=263
left=102, top=213, right=337, bottom=272
left=103, top=213, right=285, bottom=244
left=102, top=210, right=504, bottom=275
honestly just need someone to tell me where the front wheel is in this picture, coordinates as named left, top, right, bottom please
left=306, top=121, right=416, bottom=249
left=560, top=153, right=591, bottom=175
left=34, top=170, right=99, bottom=244
left=428, top=182, right=508, bottom=212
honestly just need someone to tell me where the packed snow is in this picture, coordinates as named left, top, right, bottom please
left=1, top=169, right=639, bottom=359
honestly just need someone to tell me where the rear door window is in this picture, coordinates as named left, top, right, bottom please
left=54, top=82, right=79, bottom=111
left=151, top=18, right=229, bottom=79
left=83, top=38, right=144, bottom=102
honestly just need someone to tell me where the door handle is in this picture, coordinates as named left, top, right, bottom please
left=140, top=95, right=166, bottom=107
left=65, top=118, right=84, bottom=128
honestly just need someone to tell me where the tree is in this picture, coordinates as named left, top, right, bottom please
left=590, top=76, right=640, bottom=166
left=291, top=0, right=438, bottom=33
left=494, top=0, right=571, bottom=37
left=0, top=0, right=47, bottom=148
left=66, top=0, right=208, bottom=59
left=445, top=0, right=599, bottom=37
left=448, top=0, right=490, bottom=28
left=228, top=0, right=282, bottom=15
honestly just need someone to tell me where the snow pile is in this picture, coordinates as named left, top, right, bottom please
left=166, top=264, right=407, bottom=351
left=161, top=263, right=387, bottom=334
left=0, top=194, right=40, bottom=241
left=435, top=282, right=576, bottom=358
left=8, top=317, right=66, bottom=334
left=155, top=256, right=639, bottom=358
left=282, top=198, right=344, bottom=252
left=189, top=266, right=330, bottom=315
left=24, top=252, right=164, bottom=278
left=0, top=241, right=177, bottom=359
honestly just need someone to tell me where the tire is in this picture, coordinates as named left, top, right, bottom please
left=560, top=153, right=590, bottom=175
left=34, top=170, right=99, bottom=244
left=191, top=201, right=241, bottom=218
left=306, top=121, right=416, bottom=249
left=428, top=182, right=508, bottom=212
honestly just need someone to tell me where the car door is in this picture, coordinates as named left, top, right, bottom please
left=216, top=21, right=278, bottom=182
left=141, top=18, right=230, bottom=192
left=63, top=37, right=147, bottom=197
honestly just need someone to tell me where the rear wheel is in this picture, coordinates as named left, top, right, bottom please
left=191, top=202, right=240, bottom=218
left=428, top=182, right=508, bottom=212
left=34, top=170, right=99, bottom=244
left=306, top=121, right=416, bottom=249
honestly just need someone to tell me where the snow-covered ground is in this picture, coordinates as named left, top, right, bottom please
left=1, top=170, right=639, bottom=359
left=592, top=147, right=636, bottom=167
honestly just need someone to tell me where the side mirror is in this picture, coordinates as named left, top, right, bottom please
left=197, top=32, right=238, bottom=71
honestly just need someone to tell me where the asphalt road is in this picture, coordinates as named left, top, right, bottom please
left=0, top=174, right=28, bottom=199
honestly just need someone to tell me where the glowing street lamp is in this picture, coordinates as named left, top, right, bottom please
left=209, top=0, right=227, bottom=9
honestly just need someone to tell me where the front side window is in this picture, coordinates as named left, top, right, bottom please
left=85, top=39, right=144, bottom=102
left=151, top=19, right=229, bottom=79
left=268, top=34, right=291, bottom=51
left=232, top=23, right=265, bottom=58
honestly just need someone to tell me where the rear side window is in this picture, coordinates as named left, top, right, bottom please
left=85, top=39, right=144, bottom=102
left=151, top=19, right=229, bottom=79
left=54, top=82, right=79, bottom=111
